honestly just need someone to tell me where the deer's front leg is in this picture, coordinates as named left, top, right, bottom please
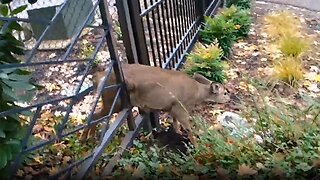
left=80, top=109, right=107, bottom=142
left=172, top=118, right=182, bottom=134
left=171, top=105, right=198, bottom=148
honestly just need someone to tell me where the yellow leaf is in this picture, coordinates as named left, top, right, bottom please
left=315, top=75, right=320, bottom=82
left=158, top=164, right=165, bottom=173
left=237, top=164, right=258, bottom=176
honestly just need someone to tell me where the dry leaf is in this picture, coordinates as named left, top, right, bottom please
left=237, top=164, right=258, bottom=176
left=312, top=159, right=320, bottom=168
left=182, top=175, right=199, bottom=180
left=216, top=167, right=229, bottom=180
left=158, top=164, right=165, bottom=173
left=63, top=156, right=71, bottom=165
left=256, top=162, right=266, bottom=170
left=132, top=167, right=144, bottom=179
left=274, top=152, right=286, bottom=161
left=315, top=75, right=320, bottom=82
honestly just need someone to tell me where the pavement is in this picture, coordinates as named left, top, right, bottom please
left=258, top=0, right=320, bottom=11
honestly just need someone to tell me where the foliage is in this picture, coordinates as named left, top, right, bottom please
left=80, top=39, right=95, bottom=59
left=264, top=11, right=302, bottom=40
left=220, top=5, right=252, bottom=40
left=1, top=0, right=37, bottom=4
left=278, top=34, right=310, bottom=58
left=0, top=3, right=39, bottom=175
left=225, top=0, right=252, bottom=10
left=183, top=43, right=227, bottom=83
left=111, top=91, right=320, bottom=179
left=272, top=57, right=304, bottom=87
left=200, top=15, right=236, bottom=58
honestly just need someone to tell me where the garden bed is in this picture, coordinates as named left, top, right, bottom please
left=107, top=0, right=320, bottom=179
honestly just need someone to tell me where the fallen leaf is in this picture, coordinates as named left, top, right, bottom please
left=158, top=164, right=165, bottom=173
left=237, top=164, right=257, bottom=176
left=182, top=175, right=199, bottom=180
left=63, top=156, right=71, bottom=165
left=216, top=167, right=229, bottom=180
left=132, top=167, right=144, bottom=179
left=315, top=75, right=320, bottom=82
left=260, top=57, right=268, bottom=61
left=312, top=159, right=320, bottom=168
left=256, top=162, right=266, bottom=170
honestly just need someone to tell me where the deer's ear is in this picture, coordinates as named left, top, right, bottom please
left=193, top=73, right=211, bottom=85
left=210, top=83, right=221, bottom=93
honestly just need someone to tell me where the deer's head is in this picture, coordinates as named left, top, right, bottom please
left=193, top=73, right=230, bottom=104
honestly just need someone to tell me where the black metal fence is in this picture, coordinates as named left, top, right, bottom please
left=117, top=0, right=223, bottom=69
left=0, top=0, right=222, bottom=179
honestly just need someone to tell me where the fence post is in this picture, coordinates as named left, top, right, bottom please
left=99, top=0, right=136, bottom=131
left=122, top=0, right=149, bottom=65
left=196, top=0, right=206, bottom=24
left=117, top=0, right=160, bottom=132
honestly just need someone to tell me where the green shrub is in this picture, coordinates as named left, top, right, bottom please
left=183, top=43, right=227, bottom=83
left=0, top=3, right=39, bottom=175
left=220, top=5, right=252, bottom=40
left=226, top=0, right=252, bottom=10
left=200, top=16, right=236, bottom=58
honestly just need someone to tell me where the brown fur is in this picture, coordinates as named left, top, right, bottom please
left=80, top=63, right=230, bottom=146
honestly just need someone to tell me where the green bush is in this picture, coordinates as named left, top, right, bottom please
left=220, top=5, right=252, bottom=40
left=183, top=43, right=227, bottom=83
left=200, top=16, right=236, bottom=58
left=226, top=0, right=252, bottom=10
left=111, top=92, right=320, bottom=179
left=0, top=3, right=39, bottom=175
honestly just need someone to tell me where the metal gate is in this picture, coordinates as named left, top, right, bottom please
left=0, top=0, right=143, bottom=179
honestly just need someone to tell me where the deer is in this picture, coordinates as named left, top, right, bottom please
left=80, top=63, right=230, bottom=147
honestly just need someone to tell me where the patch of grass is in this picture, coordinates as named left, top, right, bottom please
left=264, top=11, right=302, bottom=40
left=272, top=57, right=304, bottom=87
left=183, top=43, right=228, bottom=83
left=278, top=34, right=310, bottom=58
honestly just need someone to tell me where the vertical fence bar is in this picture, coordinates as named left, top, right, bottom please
left=196, top=0, right=206, bottom=24
left=128, top=0, right=150, bottom=65
left=116, top=0, right=139, bottom=64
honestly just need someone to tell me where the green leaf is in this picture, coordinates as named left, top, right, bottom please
left=2, top=79, right=35, bottom=91
left=8, top=21, right=23, bottom=32
left=0, top=72, right=8, bottom=79
left=10, top=5, right=28, bottom=16
left=0, top=148, right=8, bottom=169
left=6, top=140, right=21, bottom=154
left=0, top=40, right=8, bottom=48
left=0, top=4, right=9, bottom=16
left=8, top=73, right=31, bottom=81
left=0, top=128, right=5, bottom=138
left=1, top=68, right=18, bottom=74
left=0, top=120, right=19, bottom=131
